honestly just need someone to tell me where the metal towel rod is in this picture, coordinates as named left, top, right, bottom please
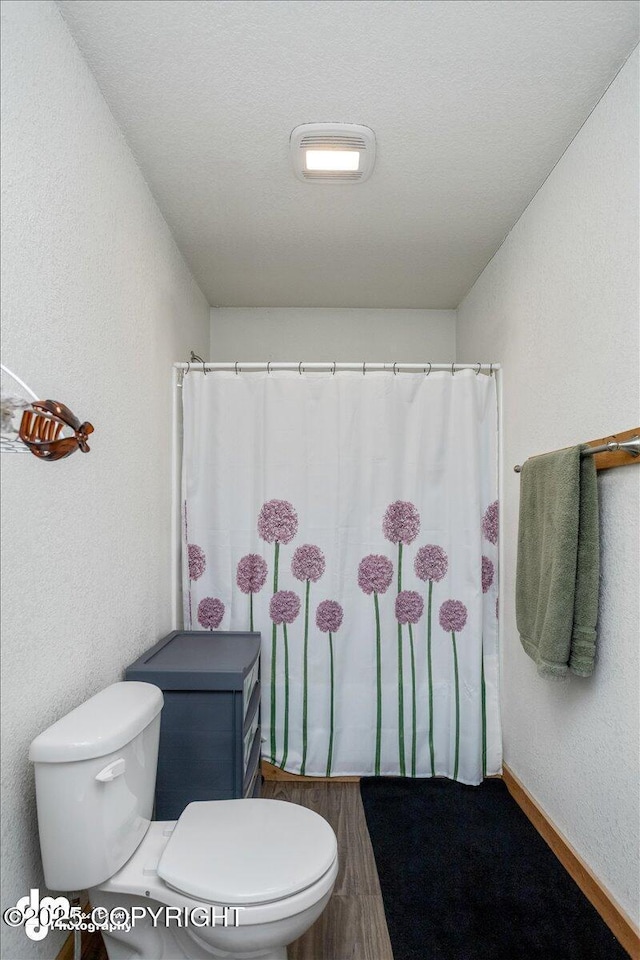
left=514, top=435, right=640, bottom=473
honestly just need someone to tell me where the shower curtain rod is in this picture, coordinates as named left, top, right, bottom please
left=174, top=360, right=501, bottom=375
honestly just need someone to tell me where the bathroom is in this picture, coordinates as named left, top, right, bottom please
left=1, top=1, right=638, bottom=959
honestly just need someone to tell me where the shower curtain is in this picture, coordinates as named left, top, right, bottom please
left=181, top=369, right=501, bottom=783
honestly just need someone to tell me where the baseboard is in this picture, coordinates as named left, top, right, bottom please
left=502, top=764, right=640, bottom=959
left=261, top=759, right=360, bottom=782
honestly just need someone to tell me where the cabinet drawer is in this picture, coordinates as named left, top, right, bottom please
left=243, top=708, right=260, bottom=772
left=243, top=656, right=260, bottom=716
left=243, top=728, right=261, bottom=795
left=243, top=764, right=260, bottom=799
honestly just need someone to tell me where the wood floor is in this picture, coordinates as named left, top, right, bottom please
left=60, top=781, right=393, bottom=960
left=263, top=781, right=394, bottom=960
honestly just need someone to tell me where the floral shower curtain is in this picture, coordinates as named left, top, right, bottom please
left=181, top=369, right=501, bottom=783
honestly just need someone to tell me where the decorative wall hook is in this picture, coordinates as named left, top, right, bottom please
left=1, top=363, right=93, bottom=461
left=19, top=400, right=94, bottom=461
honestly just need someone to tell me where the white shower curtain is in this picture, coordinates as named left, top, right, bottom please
left=181, top=369, right=501, bottom=783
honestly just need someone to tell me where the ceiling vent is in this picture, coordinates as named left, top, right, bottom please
left=290, top=123, right=376, bottom=183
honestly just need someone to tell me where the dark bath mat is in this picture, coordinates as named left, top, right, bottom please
left=360, top=777, right=629, bottom=960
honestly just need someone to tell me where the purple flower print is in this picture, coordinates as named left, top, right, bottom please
left=383, top=501, right=421, bottom=545
left=269, top=589, right=300, bottom=770
left=258, top=499, right=299, bottom=544
left=439, top=599, right=468, bottom=633
left=292, top=544, right=326, bottom=774
left=237, top=553, right=268, bottom=632
left=482, top=556, right=495, bottom=594
left=383, top=501, right=420, bottom=778
left=439, top=598, right=468, bottom=780
left=358, top=553, right=393, bottom=776
left=316, top=600, right=344, bottom=634
left=270, top=590, right=301, bottom=624
left=396, top=591, right=424, bottom=777
left=197, top=597, right=224, bottom=630
left=259, top=499, right=297, bottom=765
left=415, top=543, right=448, bottom=776
left=482, top=500, right=499, bottom=545
left=414, top=544, right=448, bottom=582
left=357, top=554, right=394, bottom=595
left=291, top=544, right=326, bottom=583
left=315, top=600, right=344, bottom=777
left=395, top=590, right=424, bottom=625
left=236, top=554, right=268, bottom=594
left=188, top=544, right=206, bottom=581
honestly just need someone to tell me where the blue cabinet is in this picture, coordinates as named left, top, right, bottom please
left=125, top=631, right=261, bottom=820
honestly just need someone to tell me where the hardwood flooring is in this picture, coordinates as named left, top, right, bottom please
left=263, top=781, right=394, bottom=960
left=58, top=781, right=393, bottom=960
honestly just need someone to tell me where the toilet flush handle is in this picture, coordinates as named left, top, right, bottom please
left=95, top=758, right=126, bottom=782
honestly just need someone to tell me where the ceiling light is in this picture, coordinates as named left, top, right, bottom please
left=305, top=150, right=360, bottom=172
left=290, top=123, right=376, bottom=183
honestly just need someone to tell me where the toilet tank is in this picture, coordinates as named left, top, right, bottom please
left=29, top=682, right=163, bottom=891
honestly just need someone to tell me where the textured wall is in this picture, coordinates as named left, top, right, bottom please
left=457, top=49, right=639, bottom=923
left=0, top=3, right=209, bottom=957
left=211, top=307, right=456, bottom=361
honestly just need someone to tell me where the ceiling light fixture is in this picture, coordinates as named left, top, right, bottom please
left=290, top=123, right=376, bottom=183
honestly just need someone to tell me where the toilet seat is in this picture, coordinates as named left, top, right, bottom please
left=158, top=799, right=338, bottom=905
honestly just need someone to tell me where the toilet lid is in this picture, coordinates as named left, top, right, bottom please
left=157, top=799, right=338, bottom=905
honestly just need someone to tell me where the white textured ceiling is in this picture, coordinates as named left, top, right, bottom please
left=57, top=0, right=638, bottom=308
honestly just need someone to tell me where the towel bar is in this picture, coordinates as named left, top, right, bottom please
left=514, top=434, right=640, bottom=473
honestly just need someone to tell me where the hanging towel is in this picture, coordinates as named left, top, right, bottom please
left=516, top=445, right=599, bottom=678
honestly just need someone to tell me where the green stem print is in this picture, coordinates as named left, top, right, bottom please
left=301, top=579, right=310, bottom=775
left=250, top=593, right=253, bottom=632
left=397, top=541, right=406, bottom=777
left=292, top=545, right=326, bottom=776
left=270, top=541, right=280, bottom=762
left=414, top=544, right=449, bottom=778
left=374, top=592, right=382, bottom=776
left=383, top=502, right=421, bottom=778
left=326, top=631, right=335, bottom=776
left=358, top=556, right=393, bottom=776
left=268, top=589, right=301, bottom=770
left=396, top=590, right=424, bottom=779
left=451, top=630, right=460, bottom=781
left=438, top=599, right=467, bottom=783
left=316, top=600, right=343, bottom=778
left=427, top=580, right=435, bottom=775
left=481, top=649, right=487, bottom=778
left=409, top=623, right=417, bottom=778
left=258, top=499, right=299, bottom=768
left=282, top=622, right=290, bottom=768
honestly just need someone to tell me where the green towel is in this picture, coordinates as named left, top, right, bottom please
left=516, top=445, right=599, bottom=678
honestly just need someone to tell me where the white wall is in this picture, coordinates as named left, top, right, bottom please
left=457, top=49, right=639, bottom=924
left=210, top=307, right=456, bottom=361
left=0, top=3, right=209, bottom=957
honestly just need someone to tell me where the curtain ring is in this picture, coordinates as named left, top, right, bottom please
left=298, top=361, right=303, bottom=375
left=475, top=362, right=481, bottom=375
left=332, top=362, right=336, bottom=375
left=362, top=361, right=366, bottom=375
left=393, top=362, right=399, bottom=376
left=451, top=362, right=456, bottom=376
left=267, top=361, right=272, bottom=375
left=234, top=361, right=239, bottom=376
left=424, top=362, right=432, bottom=377
left=185, top=358, right=191, bottom=375
left=489, top=363, right=494, bottom=377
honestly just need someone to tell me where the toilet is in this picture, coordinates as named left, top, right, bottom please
left=29, top=681, right=338, bottom=960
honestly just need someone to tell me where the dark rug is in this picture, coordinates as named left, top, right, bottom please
left=360, top=777, right=628, bottom=960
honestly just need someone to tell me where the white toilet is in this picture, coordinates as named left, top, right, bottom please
left=29, top=681, right=338, bottom=960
